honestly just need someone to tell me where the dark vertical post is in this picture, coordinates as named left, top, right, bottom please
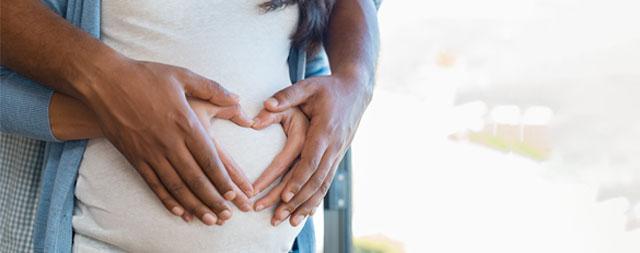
left=324, top=150, right=352, bottom=253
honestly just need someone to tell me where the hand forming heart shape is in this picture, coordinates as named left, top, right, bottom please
left=188, top=98, right=308, bottom=217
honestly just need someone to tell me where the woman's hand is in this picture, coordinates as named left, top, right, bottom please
left=250, top=107, right=309, bottom=212
left=187, top=99, right=255, bottom=219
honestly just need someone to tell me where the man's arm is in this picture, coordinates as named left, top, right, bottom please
left=0, top=72, right=59, bottom=141
left=258, top=0, right=380, bottom=226
left=1, top=0, right=252, bottom=224
left=323, top=0, right=379, bottom=90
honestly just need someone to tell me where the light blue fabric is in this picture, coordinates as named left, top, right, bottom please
left=0, top=0, right=329, bottom=252
left=34, top=141, right=86, bottom=253
left=304, top=48, right=332, bottom=77
left=291, top=219, right=316, bottom=253
left=0, top=71, right=57, bottom=142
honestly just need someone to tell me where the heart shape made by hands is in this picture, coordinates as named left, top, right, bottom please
left=188, top=98, right=308, bottom=210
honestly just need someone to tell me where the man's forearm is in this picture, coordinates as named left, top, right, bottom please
left=0, top=0, right=121, bottom=100
left=2, top=0, right=256, bottom=223
left=325, top=0, right=380, bottom=89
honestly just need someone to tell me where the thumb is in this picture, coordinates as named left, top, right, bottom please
left=264, top=81, right=314, bottom=112
left=184, top=74, right=239, bottom=106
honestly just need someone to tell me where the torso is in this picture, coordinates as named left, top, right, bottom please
left=72, top=1, right=305, bottom=252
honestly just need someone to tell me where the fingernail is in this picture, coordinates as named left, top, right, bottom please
left=203, top=213, right=217, bottom=225
left=241, top=204, right=253, bottom=212
left=252, top=118, right=261, bottom=128
left=272, top=218, right=283, bottom=226
left=224, top=191, right=236, bottom=200
left=182, top=214, right=191, bottom=223
left=265, top=98, right=279, bottom=108
left=282, top=192, right=294, bottom=203
left=291, top=215, right=304, bottom=226
left=252, top=188, right=261, bottom=198
left=231, top=93, right=240, bottom=101
left=220, top=210, right=232, bottom=220
left=255, top=204, right=265, bottom=211
left=171, top=206, right=184, bottom=216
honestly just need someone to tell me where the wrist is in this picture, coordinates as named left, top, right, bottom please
left=64, top=44, right=130, bottom=103
left=50, top=92, right=103, bottom=140
left=332, top=63, right=369, bottom=82
left=331, top=64, right=374, bottom=103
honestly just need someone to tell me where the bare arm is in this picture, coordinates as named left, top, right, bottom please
left=0, top=0, right=109, bottom=98
left=1, top=0, right=252, bottom=224
left=325, top=0, right=379, bottom=91
left=256, top=0, right=380, bottom=226
left=49, top=93, right=102, bottom=140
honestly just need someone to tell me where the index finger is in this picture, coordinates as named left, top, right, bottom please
left=183, top=72, right=239, bottom=106
left=214, top=138, right=254, bottom=198
left=185, top=124, right=238, bottom=201
left=280, top=120, right=329, bottom=203
left=214, top=141, right=252, bottom=211
left=213, top=105, right=254, bottom=128
left=253, top=111, right=307, bottom=194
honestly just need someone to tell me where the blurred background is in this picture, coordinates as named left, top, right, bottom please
left=330, top=0, right=640, bottom=252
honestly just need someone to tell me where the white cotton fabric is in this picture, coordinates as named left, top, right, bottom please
left=72, top=1, right=306, bottom=252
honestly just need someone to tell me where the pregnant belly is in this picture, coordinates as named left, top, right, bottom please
left=73, top=120, right=306, bottom=253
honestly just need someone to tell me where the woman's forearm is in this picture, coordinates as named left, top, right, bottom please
left=49, top=93, right=103, bottom=140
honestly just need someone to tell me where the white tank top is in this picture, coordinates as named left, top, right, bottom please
left=72, top=1, right=306, bottom=252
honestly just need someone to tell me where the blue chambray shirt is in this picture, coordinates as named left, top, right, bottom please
left=0, top=0, right=331, bottom=252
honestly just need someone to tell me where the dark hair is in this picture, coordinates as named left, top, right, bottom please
left=261, top=0, right=335, bottom=53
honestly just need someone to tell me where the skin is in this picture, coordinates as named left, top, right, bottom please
left=48, top=92, right=309, bottom=224
left=2, top=0, right=378, bottom=229
left=1, top=0, right=250, bottom=225
left=253, top=0, right=380, bottom=226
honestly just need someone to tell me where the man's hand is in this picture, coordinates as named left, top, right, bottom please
left=189, top=98, right=255, bottom=202
left=1, top=0, right=255, bottom=226
left=185, top=98, right=255, bottom=224
left=86, top=59, right=251, bottom=226
left=262, top=74, right=372, bottom=226
left=262, top=0, right=379, bottom=226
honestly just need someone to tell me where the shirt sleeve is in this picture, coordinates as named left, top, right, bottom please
left=374, top=0, right=382, bottom=9
left=1, top=68, right=61, bottom=142
left=304, top=47, right=331, bottom=78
